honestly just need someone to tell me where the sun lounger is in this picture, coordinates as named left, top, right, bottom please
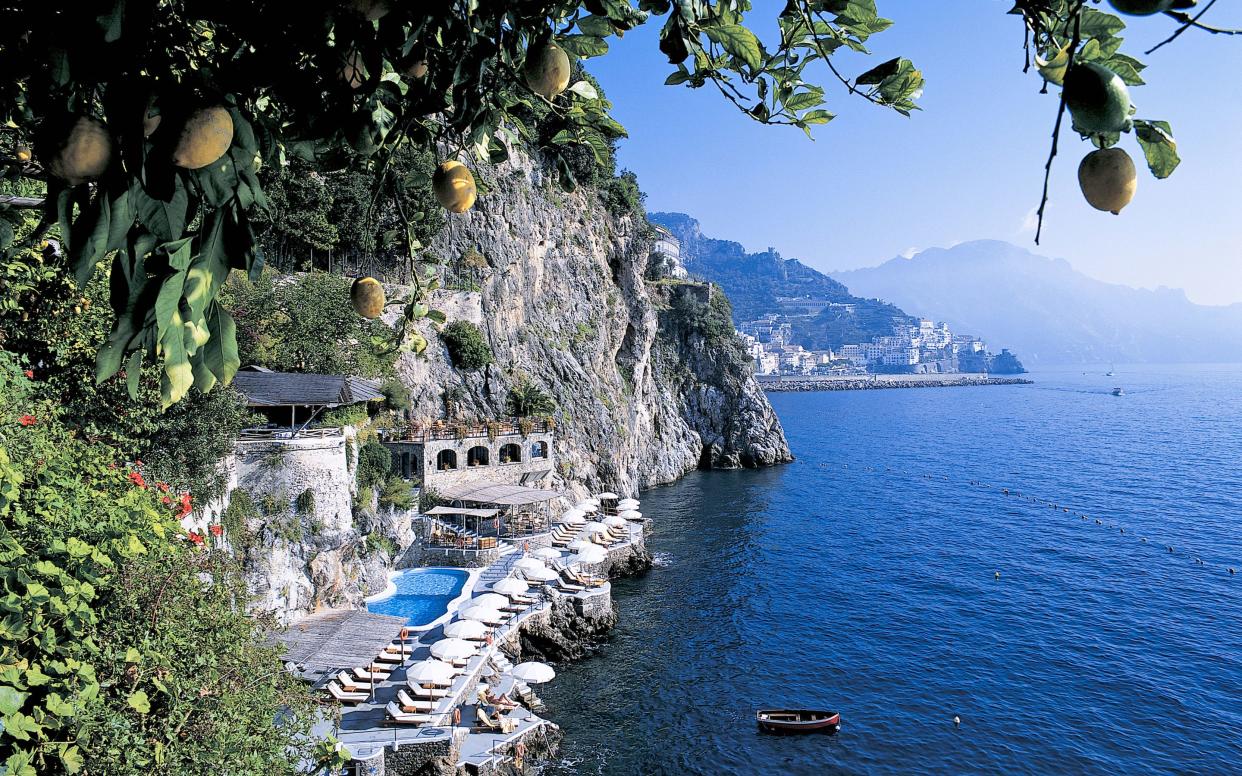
left=407, top=683, right=451, bottom=699
left=354, top=665, right=391, bottom=681
left=326, top=681, right=369, bottom=703
left=336, top=671, right=371, bottom=693
left=397, top=690, right=439, bottom=713
left=474, top=707, right=502, bottom=731
left=373, top=650, right=404, bottom=664
left=384, top=642, right=417, bottom=656
left=385, top=701, right=435, bottom=725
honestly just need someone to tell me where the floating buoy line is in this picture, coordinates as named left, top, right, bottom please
left=822, top=462, right=1239, bottom=578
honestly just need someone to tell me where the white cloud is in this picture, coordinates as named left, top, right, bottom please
left=1018, top=207, right=1039, bottom=234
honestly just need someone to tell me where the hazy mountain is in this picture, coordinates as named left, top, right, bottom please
left=649, top=212, right=914, bottom=348
left=832, top=240, right=1242, bottom=364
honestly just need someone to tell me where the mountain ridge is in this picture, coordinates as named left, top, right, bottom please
left=832, top=240, right=1242, bottom=364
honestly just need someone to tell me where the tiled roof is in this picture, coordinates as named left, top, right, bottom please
left=232, top=367, right=384, bottom=407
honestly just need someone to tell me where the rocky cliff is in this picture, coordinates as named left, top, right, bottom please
left=389, top=151, right=791, bottom=495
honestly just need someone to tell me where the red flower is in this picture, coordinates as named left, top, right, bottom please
left=156, top=482, right=170, bottom=493
left=209, top=525, right=223, bottom=537
left=187, top=531, right=204, bottom=546
left=161, top=495, right=172, bottom=506
left=23, top=370, right=33, bottom=379
left=109, top=462, right=118, bottom=470
left=177, top=493, right=193, bottom=518
left=128, top=471, right=147, bottom=489
left=134, top=459, right=143, bottom=466
left=18, top=415, right=37, bottom=427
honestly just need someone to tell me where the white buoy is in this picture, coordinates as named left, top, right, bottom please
left=953, top=715, right=961, bottom=728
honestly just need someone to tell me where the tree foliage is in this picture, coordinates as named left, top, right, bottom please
left=0, top=355, right=327, bottom=775
left=222, top=269, right=398, bottom=377
left=505, top=376, right=557, bottom=418
left=439, top=321, right=493, bottom=372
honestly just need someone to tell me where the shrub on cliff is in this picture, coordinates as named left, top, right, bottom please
left=0, top=354, right=328, bottom=774
left=440, top=321, right=492, bottom=371
left=356, top=438, right=393, bottom=490
left=505, top=376, right=556, bottom=417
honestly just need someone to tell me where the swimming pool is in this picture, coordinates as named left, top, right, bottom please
left=365, top=568, right=471, bottom=628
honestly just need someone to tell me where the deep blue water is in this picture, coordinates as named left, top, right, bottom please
left=366, top=568, right=469, bottom=626
left=538, top=365, right=1242, bottom=775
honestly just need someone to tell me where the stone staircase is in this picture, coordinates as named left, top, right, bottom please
left=473, top=550, right=521, bottom=594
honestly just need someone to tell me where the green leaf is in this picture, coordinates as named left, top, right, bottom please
left=127, top=690, right=150, bottom=714
left=0, top=686, right=29, bottom=716
left=856, top=57, right=901, bottom=85
left=124, top=647, right=143, bottom=664
left=783, top=88, right=824, bottom=112
left=703, top=24, right=763, bottom=71
left=1133, top=119, right=1180, bottom=179
left=4, top=749, right=38, bottom=776
left=567, top=80, right=599, bottom=100
left=558, top=35, right=609, bottom=59
left=59, top=744, right=84, bottom=774
left=576, top=15, right=614, bottom=36
left=201, top=304, right=240, bottom=386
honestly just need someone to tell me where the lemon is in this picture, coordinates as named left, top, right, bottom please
left=49, top=117, right=112, bottom=185
left=1078, top=147, right=1137, bottom=215
left=15, top=144, right=31, bottom=162
left=340, top=48, right=366, bottom=90
left=1063, top=63, right=1132, bottom=134
left=351, top=277, right=386, bottom=318
left=432, top=160, right=477, bottom=213
left=523, top=40, right=571, bottom=99
left=172, top=106, right=234, bottom=169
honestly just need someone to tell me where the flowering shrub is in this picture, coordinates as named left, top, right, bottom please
left=0, top=354, right=323, bottom=774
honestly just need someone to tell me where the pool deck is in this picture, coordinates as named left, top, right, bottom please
left=312, top=519, right=645, bottom=770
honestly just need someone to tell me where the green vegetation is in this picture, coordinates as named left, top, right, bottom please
left=505, top=376, right=557, bottom=418
left=0, top=355, right=329, bottom=774
left=365, top=531, right=398, bottom=557
left=599, top=170, right=646, bottom=220
left=220, top=489, right=258, bottom=554
left=377, top=476, right=414, bottom=511
left=440, top=321, right=493, bottom=372
left=380, top=379, right=411, bottom=412
left=295, top=488, right=316, bottom=516
left=222, top=270, right=398, bottom=378
left=355, top=439, right=392, bottom=491
left=319, top=403, right=371, bottom=429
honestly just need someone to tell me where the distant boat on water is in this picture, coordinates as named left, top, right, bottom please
left=1106, top=364, right=1116, bottom=377
left=756, top=709, right=841, bottom=734
left=1112, top=387, right=1124, bottom=396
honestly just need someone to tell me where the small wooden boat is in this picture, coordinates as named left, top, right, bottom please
left=756, top=709, right=841, bottom=734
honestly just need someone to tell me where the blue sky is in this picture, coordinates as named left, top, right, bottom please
left=587, top=1, right=1242, bottom=305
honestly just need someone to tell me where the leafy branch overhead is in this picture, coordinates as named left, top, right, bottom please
left=0, top=0, right=1225, bottom=407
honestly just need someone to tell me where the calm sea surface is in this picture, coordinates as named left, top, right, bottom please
left=537, top=365, right=1242, bottom=775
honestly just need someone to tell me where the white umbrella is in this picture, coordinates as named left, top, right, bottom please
left=460, top=605, right=504, bottom=623
left=617, top=500, right=639, bottom=510
left=576, top=502, right=598, bottom=513
left=511, top=661, right=556, bottom=683
left=531, top=547, right=561, bottom=560
left=492, top=578, right=529, bottom=595
left=584, top=520, right=609, bottom=534
left=619, top=510, right=642, bottom=520
left=515, top=557, right=547, bottom=573
left=521, top=565, right=558, bottom=582
left=585, top=497, right=601, bottom=506
left=472, top=593, right=509, bottom=609
left=559, top=512, right=586, bottom=525
left=408, top=659, right=456, bottom=684
left=603, top=514, right=627, bottom=528
left=596, top=491, right=619, bottom=500
left=572, top=545, right=607, bottom=564
left=431, top=638, right=477, bottom=661
left=443, top=620, right=488, bottom=639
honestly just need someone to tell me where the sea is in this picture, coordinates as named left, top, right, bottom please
left=537, top=364, right=1242, bottom=775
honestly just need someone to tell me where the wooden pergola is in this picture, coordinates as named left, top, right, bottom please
left=272, top=609, right=407, bottom=679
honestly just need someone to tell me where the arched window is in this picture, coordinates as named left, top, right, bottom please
left=437, top=449, right=458, bottom=471
left=499, top=443, right=522, bottom=464
left=530, top=441, right=548, bottom=460
left=467, top=446, right=490, bottom=467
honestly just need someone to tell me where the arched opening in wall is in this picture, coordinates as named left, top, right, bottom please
left=437, top=449, right=458, bottom=471
left=467, top=446, right=490, bottom=467
left=499, top=443, right=522, bottom=464
left=530, top=441, right=548, bottom=460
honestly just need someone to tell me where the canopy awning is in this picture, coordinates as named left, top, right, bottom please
left=272, top=609, right=406, bottom=672
left=439, top=480, right=561, bottom=506
left=424, top=506, right=499, bottom=518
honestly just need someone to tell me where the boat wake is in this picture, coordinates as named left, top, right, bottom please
left=651, top=552, right=673, bottom=568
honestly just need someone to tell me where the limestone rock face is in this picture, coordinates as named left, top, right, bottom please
left=391, top=149, right=791, bottom=496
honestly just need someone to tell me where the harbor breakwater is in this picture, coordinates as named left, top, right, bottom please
left=760, top=374, right=1032, bottom=392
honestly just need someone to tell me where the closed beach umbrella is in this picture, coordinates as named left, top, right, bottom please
left=472, top=593, right=509, bottom=609
left=572, top=545, right=607, bottom=564
left=511, top=661, right=556, bottom=684
left=531, top=547, right=561, bottom=560
left=619, top=510, right=642, bottom=520
left=408, top=659, right=456, bottom=684
left=443, top=620, right=488, bottom=639
left=460, top=605, right=504, bottom=623
left=603, top=515, right=627, bottom=528
left=568, top=539, right=594, bottom=552
left=521, top=565, right=558, bottom=582
left=515, top=557, right=547, bottom=573
left=492, top=578, right=529, bottom=595
left=584, top=520, right=608, bottom=535
left=596, top=492, right=619, bottom=500
left=431, top=638, right=477, bottom=661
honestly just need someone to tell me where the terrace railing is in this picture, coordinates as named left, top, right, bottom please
left=237, top=426, right=343, bottom=441
left=385, top=418, right=552, bottom=443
